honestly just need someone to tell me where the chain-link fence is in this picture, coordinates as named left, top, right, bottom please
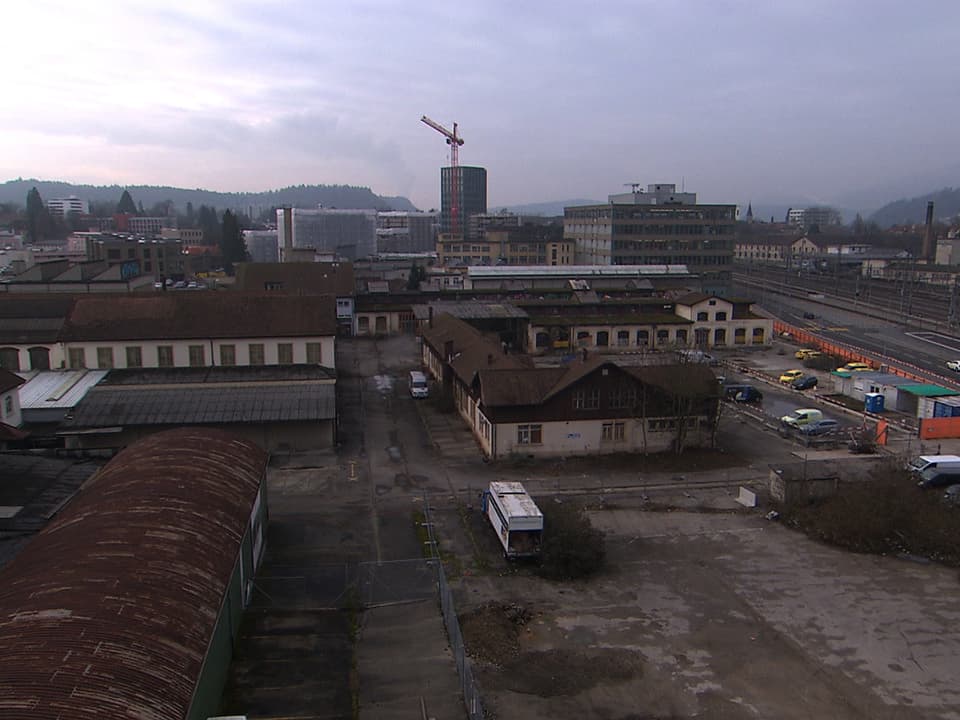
left=357, top=558, right=438, bottom=607
left=423, top=491, right=486, bottom=720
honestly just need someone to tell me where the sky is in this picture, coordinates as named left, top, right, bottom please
left=3, top=0, right=959, bottom=213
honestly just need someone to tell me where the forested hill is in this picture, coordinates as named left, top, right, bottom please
left=0, top=179, right=419, bottom=213
left=869, top=187, right=960, bottom=227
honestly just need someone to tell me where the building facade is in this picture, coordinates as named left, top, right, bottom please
left=277, top=207, right=377, bottom=261
left=440, top=166, right=487, bottom=236
left=47, top=196, right=89, bottom=217
left=376, top=211, right=438, bottom=253
left=564, top=183, right=736, bottom=294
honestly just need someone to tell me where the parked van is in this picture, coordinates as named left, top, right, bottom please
left=906, top=454, right=960, bottom=475
left=723, top=384, right=763, bottom=403
left=917, top=465, right=960, bottom=488
left=409, top=370, right=429, bottom=399
left=780, top=408, right=823, bottom=428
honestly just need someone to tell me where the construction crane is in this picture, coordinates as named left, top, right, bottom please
left=421, top=115, right=465, bottom=237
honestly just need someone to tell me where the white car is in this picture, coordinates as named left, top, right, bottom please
left=947, top=360, right=960, bottom=372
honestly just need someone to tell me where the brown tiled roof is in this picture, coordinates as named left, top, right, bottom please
left=0, top=427, right=268, bottom=720
left=0, top=367, right=25, bottom=394
left=0, top=294, right=73, bottom=344
left=673, top=292, right=716, bottom=306
left=60, top=293, right=336, bottom=341
left=234, top=261, right=355, bottom=296
left=478, top=367, right=567, bottom=407
left=625, top=363, right=720, bottom=398
left=420, top=313, right=530, bottom=384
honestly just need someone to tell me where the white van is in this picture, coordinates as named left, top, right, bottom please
left=780, top=408, right=823, bottom=428
left=409, top=370, right=429, bottom=399
left=906, top=454, right=960, bottom=475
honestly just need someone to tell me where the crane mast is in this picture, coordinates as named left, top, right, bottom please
left=420, top=115, right=465, bottom=237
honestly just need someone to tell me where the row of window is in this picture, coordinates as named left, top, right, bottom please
left=516, top=417, right=702, bottom=445
left=67, top=342, right=325, bottom=369
left=535, top=327, right=766, bottom=349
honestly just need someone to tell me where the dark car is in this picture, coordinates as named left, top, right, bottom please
left=723, top=384, right=763, bottom=403
left=791, top=375, right=818, bottom=391
left=802, top=311, right=817, bottom=319
left=917, top=466, right=960, bottom=489
left=798, top=419, right=839, bottom=435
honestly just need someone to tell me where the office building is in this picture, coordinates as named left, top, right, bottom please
left=244, top=230, right=280, bottom=262
left=440, top=166, right=487, bottom=236
left=277, top=207, right=377, bottom=261
left=46, top=196, right=89, bottom=218
left=564, top=183, right=736, bottom=294
left=376, top=211, right=438, bottom=253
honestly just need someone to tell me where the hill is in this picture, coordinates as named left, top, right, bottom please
left=869, top=187, right=960, bottom=227
left=0, top=179, right=418, bottom=214
left=490, top=199, right=601, bottom=217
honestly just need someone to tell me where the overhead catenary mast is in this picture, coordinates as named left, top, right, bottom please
left=420, top=115, right=465, bottom=237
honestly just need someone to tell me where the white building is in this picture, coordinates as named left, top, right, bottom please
left=47, top=196, right=89, bottom=218
left=243, top=230, right=280, bottom=263
left=376, top=211, right=438, bottom=253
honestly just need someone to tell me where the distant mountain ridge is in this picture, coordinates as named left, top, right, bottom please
left=490, top=199, right=602, bottom=217
left=868, top=187, right=960, bottom=227
left=0, top=178, right=419, bottom=213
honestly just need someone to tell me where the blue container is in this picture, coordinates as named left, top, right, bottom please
left=864, top=393, right=885, bottom=413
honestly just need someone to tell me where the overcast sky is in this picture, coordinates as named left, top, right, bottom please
left=3, top=1, right=959, bottom=211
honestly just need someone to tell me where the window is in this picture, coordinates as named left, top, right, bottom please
left=609, top=386, right=637, bottom=409
left=157, top=345, right=174, bottom=367
left=696, top=311, right=709, bottom=321
left=0, top=347, right=20, bottom=372
left=602, top=422, right=625, bottom=442
left=573, top=388, right=600, bottom=410
left=189, top=345, right=205, bottom=367
left=676, top=328, right=688, bottom=345
left=734, top=328, right=747, bottom=345
left=517, top=424, right=542, bottom=445
left=249, top=343, right=265, bottom=366
left=357, top=317, right=370, bottom=334
left=96, top=347, right=114, bottom=369
left=68, top=347, right=86, bottom=369
left=596, top=331, right=609, bottom=347
left=657, top=329, right=669, bottom=345
left=752, top=327, right=765, bottom=344
left=636, top=330, right=649, bottom=347
left=715, top=311, right=727, bottom=321
left=220, top=344, right=236, bottom=366
left=3, top=394, right=12, bottom=416
left=617, top=330, right=630, bottom=346
left=714, top=328, right=726, bottom=345
left=28, top=347, right=50, bottom=371
left=125, top=346, right=143, bottom=368
left=306, top=342, right=323, bottom=364
left=278, top=343, right=294, bottom=365
left=535, top=332, right=550, bottom=348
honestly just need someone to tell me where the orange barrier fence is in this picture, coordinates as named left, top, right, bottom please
left=919, top=417, right=960, bottom=440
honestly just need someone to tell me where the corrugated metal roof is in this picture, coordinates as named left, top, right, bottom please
left=467, top=264, right=691, bottom=278
left=62, top=383, right=336, bottom=429
left=412, top=301, right=530, bottom=320
left=18, top=370, right=109, bottom=409
left=0, top=428, right=268, bottom=720
left=898, top=384, right=959, bottom=397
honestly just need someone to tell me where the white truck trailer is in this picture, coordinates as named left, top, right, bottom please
left=481, top=481, right=544, bottom=559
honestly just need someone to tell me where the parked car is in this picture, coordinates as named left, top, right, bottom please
left=798, top=419, right=840, bottom=435
left=836, top=361, right=872, bottom=373
left=906, top=454, right=960, bottom=475
left=723, top=384, right=763, bottom=403
left=791, top=375, right=818, bottom=391
left=780, top=408, right=824, bottom=428
left=946, top=360, right=960, bottom=372
left=794, top=348, right=822, bottom=360
left=779, top=369, right=804, bottom=384
left=802, top=311, right=817, bottom=319
left=917, top=466, right=960, bottom=489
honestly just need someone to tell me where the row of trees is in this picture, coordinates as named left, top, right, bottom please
left=17, top=186, right=249, bottom=271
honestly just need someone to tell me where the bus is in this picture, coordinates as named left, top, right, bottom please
left=481, top=482, right=544, bottom=559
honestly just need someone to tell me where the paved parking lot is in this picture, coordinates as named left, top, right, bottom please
left=452, top=507, right=960, bottom=720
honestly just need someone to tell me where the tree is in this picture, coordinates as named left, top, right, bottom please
left=406, top=262, right=426, bottom=290
left=25, top=187, right=59, bottom=242
left=220, top=210, right=248, bottom=273
left=537, top=502, right=606, bottom=580
left=197, top=205, right=221, bottom=248
left=853, top=213, right=865, bottom=236
left=117, top=190, right=137, bottom=215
